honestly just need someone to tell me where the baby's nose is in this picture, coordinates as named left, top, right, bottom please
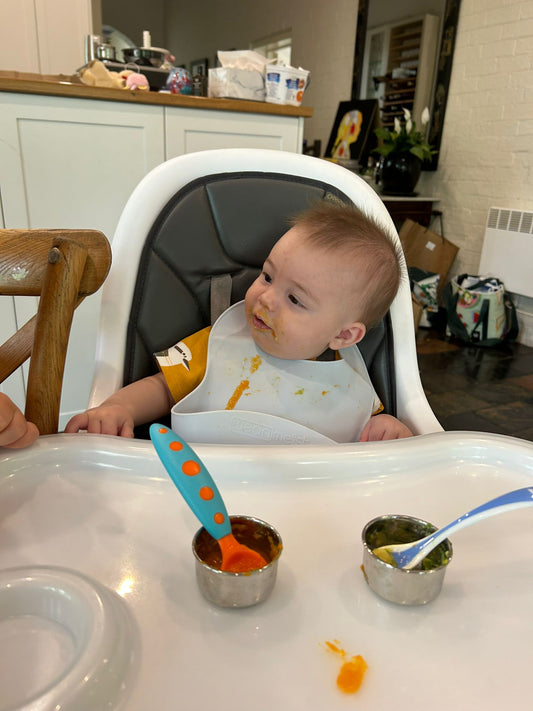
left=258, top=288, right=276, bottom=311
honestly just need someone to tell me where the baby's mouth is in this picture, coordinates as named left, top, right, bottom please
left=252, top=312, right=279, bottom=342
left=252, top=313, right=271, bottom=331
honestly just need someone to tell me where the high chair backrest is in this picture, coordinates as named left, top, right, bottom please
left=0, top=229, right=111, bottom=435
left=89, top=149, right=442, bottom=437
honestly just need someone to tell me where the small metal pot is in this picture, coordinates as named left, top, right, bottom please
left=361, top=514, right=453, bottom=605
left=122, top=47, right=166, bottom=68
left=193, top=515, right=282, bottom=608
left=96, top=43, right=116, bottom=62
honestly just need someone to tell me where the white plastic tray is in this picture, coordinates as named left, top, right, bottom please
left=1, top=431, right=533, bottom=710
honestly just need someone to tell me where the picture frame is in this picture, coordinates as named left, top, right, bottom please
left=190, top=58, right=208, bottom=76
left=325, top=99, right=379, bottom=168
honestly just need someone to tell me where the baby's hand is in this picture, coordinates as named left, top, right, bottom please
left=0, top=393, right=39, bottom=448
left=65, top=404, right=135, bottom=438
left=359, top=413, right=413, bottom=442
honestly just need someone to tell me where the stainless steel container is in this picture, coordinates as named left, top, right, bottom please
left=361, top=514, right=453, bottom=605
left=192, top=515, right=282, bottom=608
left=96, top=43, right=117, bottom=61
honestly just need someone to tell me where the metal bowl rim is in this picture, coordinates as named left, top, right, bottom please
left=362, top=513, right=453, bottom=573
left=192, top=514, right=283, bottom=576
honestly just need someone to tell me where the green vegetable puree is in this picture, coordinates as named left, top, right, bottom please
left=367, top=519, right=450, bottom=571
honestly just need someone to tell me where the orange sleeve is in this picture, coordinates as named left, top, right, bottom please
left=155, top=327, right=211, bottom=403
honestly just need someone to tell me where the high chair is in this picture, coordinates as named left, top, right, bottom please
left=87, top=149, right=442, bottom=438
left=0, top=229, right=111, bottom=435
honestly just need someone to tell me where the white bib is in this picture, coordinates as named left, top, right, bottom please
left=171, top=302, right=379, bottom=444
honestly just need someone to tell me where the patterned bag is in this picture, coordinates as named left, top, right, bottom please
left=445, top=274, right=518, bottom=346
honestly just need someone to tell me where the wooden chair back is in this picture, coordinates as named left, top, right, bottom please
left=0, top=229, right=111, bottom=434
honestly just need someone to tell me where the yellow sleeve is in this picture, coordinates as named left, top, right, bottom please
left=154, top=327, right=211, bottom=403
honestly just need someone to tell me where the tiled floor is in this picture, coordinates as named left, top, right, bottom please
left=416, top=328, right=533, bottom=442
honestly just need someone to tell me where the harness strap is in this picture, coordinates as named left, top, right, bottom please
left=210, top=273, right=232, bottom=325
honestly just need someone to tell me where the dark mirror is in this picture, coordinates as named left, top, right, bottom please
left=353, top=0, right=461, bottom=170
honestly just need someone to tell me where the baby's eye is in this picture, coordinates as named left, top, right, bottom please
left=288, top=294, right=302, bottom=307
left=262, top=271, right=272, bottom=284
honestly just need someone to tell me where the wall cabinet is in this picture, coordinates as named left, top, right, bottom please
left=0, top=90, right=304, bottom=427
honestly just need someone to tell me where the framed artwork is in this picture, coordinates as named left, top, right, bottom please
left=325, top=99, right=379, bottom=168
left=190, top=58, right=208, bottom=76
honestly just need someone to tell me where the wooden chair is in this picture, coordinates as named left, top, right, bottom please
left=0, top=229, right=111, bottom=435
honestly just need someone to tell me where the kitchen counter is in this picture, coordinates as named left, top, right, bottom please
left=0, top=71, right=313, bottom=118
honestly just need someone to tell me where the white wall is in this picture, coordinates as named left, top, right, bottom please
left=163, top=0, right=359, bottom=155
left=418, top=0, right=533, bottom=279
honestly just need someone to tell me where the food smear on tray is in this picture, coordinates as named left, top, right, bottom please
left=324, top=639, right=368, bottom=694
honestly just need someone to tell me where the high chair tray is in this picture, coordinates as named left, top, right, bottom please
left=1, top=431, right=533, bottom=710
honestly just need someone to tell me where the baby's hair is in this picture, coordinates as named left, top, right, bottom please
left=291, top=200, right=402, bottom=327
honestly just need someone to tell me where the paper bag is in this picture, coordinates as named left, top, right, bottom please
left=399, top=219, right=459, bottom=296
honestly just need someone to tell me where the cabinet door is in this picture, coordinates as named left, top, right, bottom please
left=165, top=106, right=304, bottom=158
left=0, top=93, right=165, bottom=427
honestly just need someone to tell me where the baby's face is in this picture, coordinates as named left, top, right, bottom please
left=244, top=225, right=365, bottom=360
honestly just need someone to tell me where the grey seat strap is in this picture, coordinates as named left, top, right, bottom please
left=210, top=273, right=232, bottom=325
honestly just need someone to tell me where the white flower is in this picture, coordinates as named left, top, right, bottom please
left=406, top=119, right=412, bottom=133
left=402, top=108, right=411, bottom=121
left=394, top=117, right=401, bottom=133
left=421, top=107, right=430, bottom=125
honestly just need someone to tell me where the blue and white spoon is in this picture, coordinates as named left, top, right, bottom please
left=372, top=486, right=533, bottom=570
left=150, top=424, right=267, bottom=572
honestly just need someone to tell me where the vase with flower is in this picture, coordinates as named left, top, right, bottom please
left=374, top=107, right=435, bottom=195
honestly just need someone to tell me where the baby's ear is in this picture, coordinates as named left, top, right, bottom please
left=329, top=322, right=366, bottom=350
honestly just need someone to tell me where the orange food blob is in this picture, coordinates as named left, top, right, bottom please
left=225, top=379, right=250, bottom=410
left=336, top=655, right=367, bottom=694
left=324, top=640, right=368, bottom=694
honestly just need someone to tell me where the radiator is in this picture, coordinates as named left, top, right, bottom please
left=479, top=207, right=533, bottom=298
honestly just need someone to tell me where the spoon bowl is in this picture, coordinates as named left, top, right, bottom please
left=150, top=424, right=268, bottom=573
left=372, top=486, right=533, bottom=570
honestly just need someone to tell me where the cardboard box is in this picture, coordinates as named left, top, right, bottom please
left=399, top=219, right=459, bottom=296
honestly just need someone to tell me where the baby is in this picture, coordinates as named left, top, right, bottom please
left=66, top=201, right=412, bottom=442
left=0, top=393, right=39, bottom=448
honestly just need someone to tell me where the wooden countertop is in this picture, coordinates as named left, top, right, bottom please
left=0, top=71, right=313, bottom=118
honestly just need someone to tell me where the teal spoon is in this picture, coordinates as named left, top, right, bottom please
left=150, top=424, right=267, bottom=573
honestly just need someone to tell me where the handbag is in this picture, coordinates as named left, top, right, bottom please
left=444, top=274, right=518, bottom=346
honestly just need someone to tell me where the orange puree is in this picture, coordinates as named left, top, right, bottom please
left=225, top=356, right=263, bottom=410
left=324, top=640, right=368, bottom=694
left=337, top=655, right=367, bottom=694
left=225, top=379, right=250, bottom=409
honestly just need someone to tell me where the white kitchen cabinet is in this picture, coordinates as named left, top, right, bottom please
left=0, top=0, right=96, bottom=74
left=0, top=92, right=165, bottom=425
left=165, top=106, right=304, bottom=157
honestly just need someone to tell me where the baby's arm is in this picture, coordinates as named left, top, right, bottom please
left=0, top=393, right=39, bottom=448
left=359, top=413, right=413, bottom=441
left=64, top=373, right=174, bottom=437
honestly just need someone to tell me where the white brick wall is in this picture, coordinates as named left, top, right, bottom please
left=418, top=0, right=533, bottom=284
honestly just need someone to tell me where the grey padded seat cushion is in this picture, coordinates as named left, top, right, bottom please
left=125, top=171, right=396, bottom=423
